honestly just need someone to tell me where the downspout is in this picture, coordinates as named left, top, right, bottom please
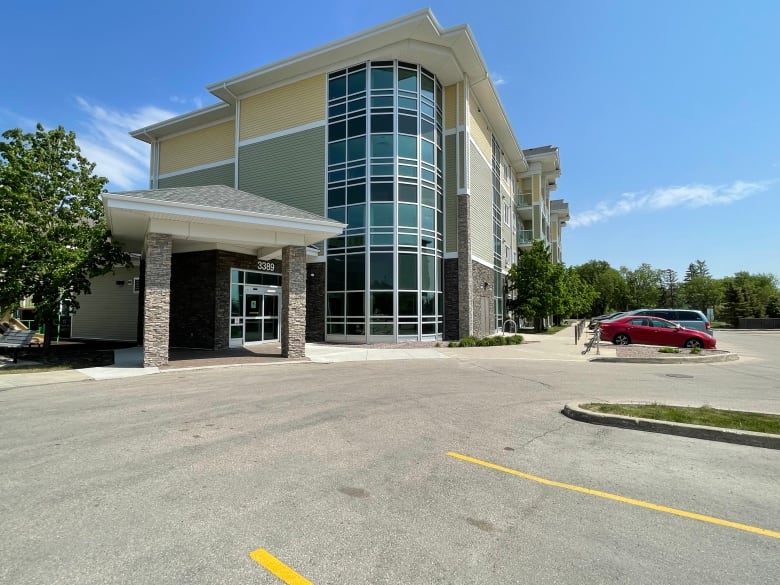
left=142, top=131, right=158, bottom=189
left=218, top=83, right=241, bottom=190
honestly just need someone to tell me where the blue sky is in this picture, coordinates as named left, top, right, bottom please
left=3, top=0, right=778, bottom=279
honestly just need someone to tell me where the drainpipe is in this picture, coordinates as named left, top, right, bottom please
left=219, top=83, right=240, bottom=189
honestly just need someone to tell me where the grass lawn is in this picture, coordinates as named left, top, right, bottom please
left=581, top=403, right=780, bottom=435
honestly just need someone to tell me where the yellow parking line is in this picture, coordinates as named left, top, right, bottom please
left=249, top=549, right=314, bottom=585
left=447, top=451, right=780, bottom=540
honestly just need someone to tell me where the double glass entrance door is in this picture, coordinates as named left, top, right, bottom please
left=243, top=286, right=279, bottom=343
left=230, top=283, right=280, bottom=347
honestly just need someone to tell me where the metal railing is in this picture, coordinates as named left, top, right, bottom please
left=581, top=325, right=601, bottom=355
left=517, top=230, right=533, bottom=245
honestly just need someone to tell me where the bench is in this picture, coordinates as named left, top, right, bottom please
left=0, top=330, right=36, bottom=363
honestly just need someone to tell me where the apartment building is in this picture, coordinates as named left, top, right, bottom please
left=97, top=9, right=567, bottom=365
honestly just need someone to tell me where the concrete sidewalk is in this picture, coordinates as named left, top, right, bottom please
left=0, top=326, right=600, bottom=390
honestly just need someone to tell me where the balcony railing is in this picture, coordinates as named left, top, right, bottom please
left=516, top=193, right=532, bottom=207
left=517, top=229, right=534, bottom=245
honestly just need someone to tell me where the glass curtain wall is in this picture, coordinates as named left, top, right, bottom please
left=326, top=61, right=444, bottom=342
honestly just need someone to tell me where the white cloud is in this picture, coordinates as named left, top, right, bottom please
left=74, top=97, right=179, bottom=191
left=169, top=95, right=205, bottom=110
left=569, top=180, right=772, bottom=228
left=490, top=71, right=507, bottom=86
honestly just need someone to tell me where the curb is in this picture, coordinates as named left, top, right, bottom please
left=589, top=352, right=739, bottom=364
left=562, top=403, right=780, bottom=450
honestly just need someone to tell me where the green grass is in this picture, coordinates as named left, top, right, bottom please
left=657, top=347, right=680, bottom=353
left=581, top=403, right=780, bottom=435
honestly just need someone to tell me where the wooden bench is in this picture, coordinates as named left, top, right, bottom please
left=0, top=329, right=36, bottom=363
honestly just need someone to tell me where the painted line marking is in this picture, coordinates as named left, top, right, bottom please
left=249, top=549, right=314, bottom=585
left=447, top=451, right=780, bottom=540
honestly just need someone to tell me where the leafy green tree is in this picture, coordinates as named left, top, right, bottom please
left=574, top=260, right=627, bottom=315
left=620, top=263, right=662, bottom=309
left=0, top=124, right=131, bottom=347
left=560, top=267, right=597, bottom=318
left=658, top=268, right=680, bottom=307
left=684, top=259, right=711, bottom=280
left=719, top=272, right=779, bottom=323
left=507, top=241, right=561, bottom=331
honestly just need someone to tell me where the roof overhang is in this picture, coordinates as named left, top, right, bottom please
left=102, top=192, right=345, bottom=257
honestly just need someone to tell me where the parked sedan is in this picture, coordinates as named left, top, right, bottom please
left=599, top=315, right=717, bottom=349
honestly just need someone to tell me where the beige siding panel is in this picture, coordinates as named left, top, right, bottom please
left=71, top=267, right=140, bottom=341
left=238, top=126, right=326, bottom=215
left=469, top=142, right=493, bottom=264
left=468, top=104, right=492, bottom=164
left=444, top=134, right=458, bottom=253
left=158, top=163, right=235, bottom=189
left=444, top=84, right=459, bottom=130
left=159, top=121, right=235, bottom=175
left=240, top=74, right=326, bottom=141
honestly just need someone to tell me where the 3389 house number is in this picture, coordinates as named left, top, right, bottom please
left=257, top=260, right=276, bottom=272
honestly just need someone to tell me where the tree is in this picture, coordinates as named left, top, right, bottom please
left=0, top=124, right=131, bottom=347
left=507, top=241, right=561, bottom=331
left=560, top=267, right=597, bottom=319
left=658, top=268, right=679, bottom=307
left=620, top=263, right=662, bottom=309
left=574, top=260, right=628, bottom=315
left=720, top=271, right=779, bottom=323
left=684, top=259, right=711, bottom=281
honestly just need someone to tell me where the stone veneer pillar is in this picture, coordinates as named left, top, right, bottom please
left=457, top=195, right=474, bottom=338
left=281, top=245, right=307, bottom=358
left=143, top=233, right=173, bottom=367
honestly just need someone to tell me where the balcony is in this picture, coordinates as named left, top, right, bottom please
left=517, top=229, right=534, bottom=246
left=516, top=193, right=533, bottom=221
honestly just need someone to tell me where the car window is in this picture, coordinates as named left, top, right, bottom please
left=628, top=318, right=649, bottom=326
left=678, top=311, right=703, bottom=321
left=650, top=318, right=676, bottom=329
left=652, top=310, right=675, bottom=320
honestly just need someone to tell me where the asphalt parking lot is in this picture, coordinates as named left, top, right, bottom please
left=1, top=330, right=778, bottom=584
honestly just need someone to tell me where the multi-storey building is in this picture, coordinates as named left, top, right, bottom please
left=95, top=9, right=567, bottom=365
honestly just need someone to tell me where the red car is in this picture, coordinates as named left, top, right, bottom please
left=599, top=315, right=717, bottom=349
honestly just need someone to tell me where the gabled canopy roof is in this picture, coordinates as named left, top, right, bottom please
left=103, top=185, right=345, bottom=257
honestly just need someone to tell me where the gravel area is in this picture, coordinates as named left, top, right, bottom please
left=614, top=344, right=727, bottom=358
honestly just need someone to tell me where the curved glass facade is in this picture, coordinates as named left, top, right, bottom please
left=325, top=61, right=444, bottom=342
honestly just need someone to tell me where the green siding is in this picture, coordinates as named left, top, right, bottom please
left=158, top=163, right=235, bottom=189
left=469, top=142, right=493, bottom=265
left=238, top=126, right=326, bottom=216
left=444, top=134, right=458, bottom=253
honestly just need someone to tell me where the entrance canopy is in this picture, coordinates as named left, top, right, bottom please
left=102, top=185, right=344, bottom=257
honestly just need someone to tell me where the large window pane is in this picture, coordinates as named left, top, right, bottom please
left=370, top=253, right=393, bottom=289
left=398, top=253, right=417, bottom=289
left=329, top=75, right=346, bottom=99
left=371, top=66, right=394, bottom=89
left=421, top=140, right=434, bottom=164
left=371, top=114, right=393, bottom=133
left=347, top=116, right=366, bottom=137
left=398, top=135, right=417, bottom=159
left=398, top=68, right=417, bottom=92
left=399, top=204, right=417, bottom=227
left=328, top=207, right=345, bottom=223
left=399, top=183, right=417, bottom=203
left=422, top=206, right=435, bottom=231
left=346, top=254, right=365, bottom=290
left=347, top=184, right=365, bottom=204
left=347, top=136, right=365, bottom=161
left=421, top=291, right=435, bottom=315
left=421, top=255, right=435, bottom=290
left=421, top=75, right=434, bottom=101
left=348, top=69, right=366, bottom=94
left=328, top=140, right=346, bottom=164
left=329, top=121, right=346, bottom=141
left=371, top=135, right=394, bottom=158
left=398, top=115, right=417, bottom=135
left=370, top=181, right=393, bottom=201
left=347, top=292, right=365, bottom=317
left=370, top=203, right=393, bottom=226
left=398, top=292, right=417, bottom=316
left=370, top=291, right=393, bottom=316
left=327, top=256, right=345, bottom=291
left=347, top=204, right=365, bottom=228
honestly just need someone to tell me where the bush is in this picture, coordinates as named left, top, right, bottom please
left=658, top=347, right=680, bottom=354
left=690, top=347, right=702, bottom=354
left=450, top=334, right=523, bottom=347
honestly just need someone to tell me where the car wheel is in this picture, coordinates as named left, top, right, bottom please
left=613, top=333, right=630, bottom=345
left=684, top=338, right=703, bottom=349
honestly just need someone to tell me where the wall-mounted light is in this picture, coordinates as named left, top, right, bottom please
left=116, top=280, right=125, bottom=286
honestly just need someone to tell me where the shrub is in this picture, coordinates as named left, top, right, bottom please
left=458, top=336, right=478, bottom=347
left=658, top=347, right=680, bottom=354
left=690, top=347, right=702, bottom=354
left=506, top=335, right=524, bottom=345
